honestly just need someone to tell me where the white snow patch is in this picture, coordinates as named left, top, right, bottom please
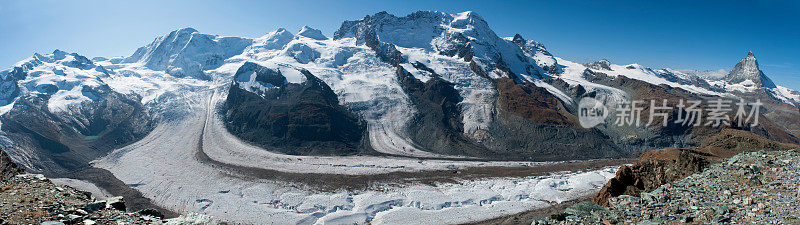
left=604, top=63, right=722, bottom=96
left=51, top=178, right=113, bottom=200
left=725, top=79, right=759, bottom=93
left=553, top=57, right=628, bottom=108
left=533, top=80, right=573, bottom=105
left=771, top=85, right=800, bottom=106
left=297, top=26, right=327, bottom=40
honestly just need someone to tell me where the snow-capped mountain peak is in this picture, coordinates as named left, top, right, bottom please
left=725, top=51, right=776, bottom=88
left=297, top=26, right=327, bottom=40
left=677, top=69, right=728, bottom=81
left=124, top=27, right=253, bottom=80
left=245, top=28, right=295, bottom=61
left=584, top=59, right=613, bottom=71
left=0, top=50, right=110, bottom=112
left=333, top=10, right=555, bottom=80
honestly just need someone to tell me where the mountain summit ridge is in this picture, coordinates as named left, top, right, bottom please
left=725, top=51, right=776, bottom=88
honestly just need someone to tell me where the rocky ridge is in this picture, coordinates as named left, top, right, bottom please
left=534, top=149, right=800, bottom=224
left=593, top=128, right=799, bottom=206
left=0, top=149, right=22, bottom=182
left=0, top=173, right=216, bottom=225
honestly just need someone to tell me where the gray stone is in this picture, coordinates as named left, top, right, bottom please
left=564, top=202, right=607, bottom=217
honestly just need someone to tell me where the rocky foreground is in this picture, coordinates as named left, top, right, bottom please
left=0, top=174, right=215, bottom=225
left=534, top=150, right=800, bottom=224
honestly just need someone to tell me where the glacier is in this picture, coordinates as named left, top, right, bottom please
left=1, top=10, right=799, bottom=225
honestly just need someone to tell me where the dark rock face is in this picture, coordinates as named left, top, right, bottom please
left=760, top=100, right=800, bottom=139
left=580, top=71, right=799, bottom=153
left=394, top=66, right=623, bottom=160
left=584, top=59, right=612, bottom=71
left=0, top=84, right=154, bottom=176
left=482, top=78, right=624, bottom=161
left=223, top=64, right=369, bottom=156
left=0, top=148, right=22, bottom=182
left=396, top=68, right=488, bottom=157
left=233, top=62, right=286, bottom=87
left=496, top=78, right=573, bottom=126
left=333, top=12, right=407, bottom=66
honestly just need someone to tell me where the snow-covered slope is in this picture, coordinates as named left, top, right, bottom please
left=554, top=54, right=800, bottom=107
left=230, top=27, right=434, bottom=157
left=0, top=50, right=110, bottom=113
left=334, top=11, right=553, bottom=79
left=331, top=11, right=569, bottom=138
left=772, top=85, right=800, bottom=106
left=573, top=59, right=723, bottom=96
left=124, top=28, right=253, bottom=80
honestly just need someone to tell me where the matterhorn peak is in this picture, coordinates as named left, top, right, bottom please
left=725, top=51, right=775, bottom=88
left=297, top=26, right=327, bottom=40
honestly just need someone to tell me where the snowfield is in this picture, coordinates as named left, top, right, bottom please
left=51, top=178, right=113, bottom=200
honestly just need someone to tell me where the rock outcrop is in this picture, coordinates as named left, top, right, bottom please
left=1, top=84, right=154, bottom=176
left=538, top=150, right=800, bottom=224
left=593, top=128, right=799, bottom=206
left=223, top=63, right=370, bottom=156
left=0, top=174, right=216, bottom=224
left=0, top=148, right=22, bottom=182
left=592, top=148, right=715, bottom=206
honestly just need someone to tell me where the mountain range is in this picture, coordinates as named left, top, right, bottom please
left=0, top=10, right=799, bottom=224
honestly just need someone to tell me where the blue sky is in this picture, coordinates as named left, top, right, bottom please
left=1, top=0, right=798, bottom=89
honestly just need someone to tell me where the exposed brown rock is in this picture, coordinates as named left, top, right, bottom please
left=496, top=78, right=575, bottom=126
left=700, top=128, right=799, bottom=158
left=592, top=148, right=715, bottom=206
